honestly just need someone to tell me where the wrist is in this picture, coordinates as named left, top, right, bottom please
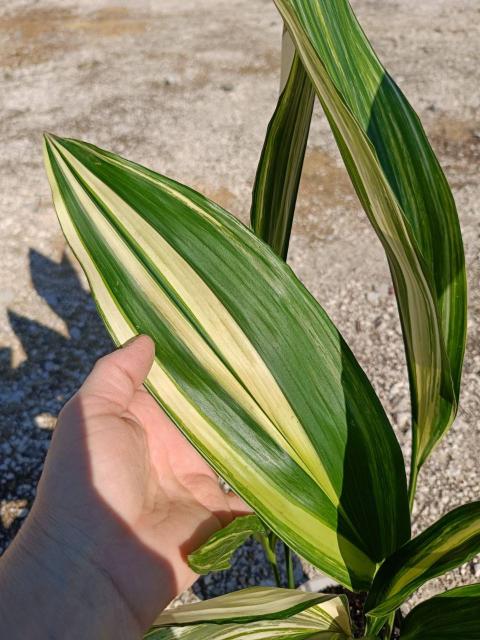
left=0, top=510, right=143, bottom=639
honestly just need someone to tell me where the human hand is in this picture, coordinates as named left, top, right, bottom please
left=0, top=336, right=248, bottom=638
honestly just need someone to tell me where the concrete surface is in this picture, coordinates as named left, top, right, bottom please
left=0, top=0, right=479, bottom=611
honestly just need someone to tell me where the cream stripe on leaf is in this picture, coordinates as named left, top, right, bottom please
left=44, top=133, right=409, bottom=590
left=187, top=514, right=268, bottom=574
left=365, top=501, right=480, bottom=617
left=271, top=0, right=467, bottom=490
left=54, top=138, right=339, bottom=506
left=145, top=622, right=348, bottom=640
left=146, top=587, right=352, bottom=639
left=44, top=139, right=358, bottom=586
left=250, top=29, right=315, bottom=260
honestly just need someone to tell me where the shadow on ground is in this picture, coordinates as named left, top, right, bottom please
left=0, top=249, right=111, bottom=547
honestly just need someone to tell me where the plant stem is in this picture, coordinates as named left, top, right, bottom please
left=408, top=452, right=418, bottom=513
left=407, top=420, right=420, bottom=513
left=284, top=542, right=295, bottom=588
left=365, top=615, right=385, bottom=637
left=259, top=533, right=281, bottom=587
left=385, top=611, right=395, bottom=639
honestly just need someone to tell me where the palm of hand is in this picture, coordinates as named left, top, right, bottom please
left=35, top=336, right=247, bottom=608
left=119, top=386, right=244, bottom=569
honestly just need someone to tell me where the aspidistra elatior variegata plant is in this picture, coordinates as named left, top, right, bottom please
left=43, top=133, right=410, bottom=591
left=259, top=0, right=467, bottom=506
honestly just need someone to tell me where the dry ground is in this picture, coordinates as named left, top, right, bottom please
left=0, top=0, right=479, bottom=611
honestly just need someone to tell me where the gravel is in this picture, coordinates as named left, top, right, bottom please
left=0, top=0, right=479, bottom=615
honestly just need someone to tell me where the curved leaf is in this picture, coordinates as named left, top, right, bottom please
left=44, top=134, right=409, bottom=590
left=401, top=583, right=480, bottom=640
left=153, top=586, right=350, bottom=629
left=365, top=502, right=480, bottom=617
left=272, top=0, right=467, bottom=484
left=147, top=586, right=352, bottom=639
left=188, top=515, right=267, bottom=574
left=250, top=28, right=314, bottom=259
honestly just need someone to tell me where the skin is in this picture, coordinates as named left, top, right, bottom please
left=0, top=335, right=248, bottom=639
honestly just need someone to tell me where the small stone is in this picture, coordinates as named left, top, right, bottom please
left=394, top=411, right=410, bottom=431
left=34, top=413, right=56, bottom=430
left=366, top=291, right=380, bottom=305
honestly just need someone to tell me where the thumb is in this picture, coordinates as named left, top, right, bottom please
left=80, top=335, right=155, bottom=412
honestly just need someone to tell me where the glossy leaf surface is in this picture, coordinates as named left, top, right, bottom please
left=366, top=502, right=480, bottom=616
left=44, top=134, right=409, bottom=590
left=272, top=0, right=467, bottom=476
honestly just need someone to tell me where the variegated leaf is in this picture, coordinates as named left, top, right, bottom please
left=44, top=134, right=409, bottom=590
left=188, top=515, right=267, bottom=574
left=365, top=501, right=480, bottom=617
left=271, top=0, right=467, bottom=499
left=250, top=28, right=314, bottom=259
left=147, top=586, right=352, bottom=639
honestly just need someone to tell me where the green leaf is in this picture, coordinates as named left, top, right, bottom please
left=146, top=586, right=352, bottom=639
left=250, top=28, right=314, bottom=259
left=188, top=515, right=267, bottom=574
left=272, top=0, right=467, bottom=480
left=401, top=583, right=480, bottom=640
left=365, top=502, right=480, bottom=617
left=43, top=133, right=410, bottom=590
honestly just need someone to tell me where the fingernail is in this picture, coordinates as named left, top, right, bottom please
left=120, top=335, right=141, bottom=348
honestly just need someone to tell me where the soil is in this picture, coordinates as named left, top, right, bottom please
left=0, top=0, right=479, bottom=613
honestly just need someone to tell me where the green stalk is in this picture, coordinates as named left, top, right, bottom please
left=408, top=436, right=419, bottom=512
left=365, top=615, right=386, bottom=637
left=385, top=611, right=395, bottom=638
left=284, top=542, right=295, bottom=589
left=259, top=533, right=281, bottom=587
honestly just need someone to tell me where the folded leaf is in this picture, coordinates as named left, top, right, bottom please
left=44, top=133, right=409, bottom=590
left=365, top=501, right=480, bottom=617
left=272, top=0, right=467, bottom=481
left=250, top=28, right=314, bottom=259
left=147, top=586, right=352, bottom=639
left=188, top=515, right=267, bottom=574
left=401, top=583, right=480, bottom=640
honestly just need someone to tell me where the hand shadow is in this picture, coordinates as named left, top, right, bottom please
left=1, top=248, right=111, bottom=549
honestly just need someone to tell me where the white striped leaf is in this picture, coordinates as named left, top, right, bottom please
left=365, top=501, right=480, bottom=617
left=188, top=515, right=267, bottom=574
left=401, top=583, right=480, bottom=640
left=250, top=29, right=314, bottom=259
left=147, top=587, right=352, bottom=639
left=43, top=133, right=410, bottom=590
left=271, top=0, right=467, bottom=495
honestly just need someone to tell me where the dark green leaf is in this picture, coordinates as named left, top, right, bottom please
left=401, top=583, right=480, bottom=640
